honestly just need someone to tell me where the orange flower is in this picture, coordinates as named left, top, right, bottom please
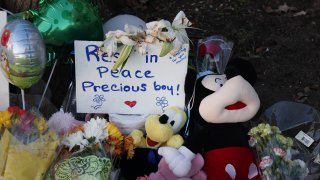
left=124, top=136, right=135, bottom=159
left=106, top=136, right=124, bottom=157
left=62, top=125, right=84, bottom=137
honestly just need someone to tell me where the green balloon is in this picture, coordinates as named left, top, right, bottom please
left=29, top=0, right=103, bottom=48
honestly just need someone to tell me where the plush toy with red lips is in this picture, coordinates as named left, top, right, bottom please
left=159, top=36, right=261, bottom=180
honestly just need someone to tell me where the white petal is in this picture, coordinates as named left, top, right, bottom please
left=158, top=20, right=171, bottom=29
left=83, top=118, right=108, bottom=142
left=103, top=38, right=117, bottom=56
left=62, top=131, right=85, bottom=150
left=137, top=43, right=147, bottom=54
left=124, top=24, right=143, bottom=35
left=172, top=11, right=192, bottom=28
left=173, top=11, right=186, bottom=23
left=146, top=21, right=159, bottom=29
left=145, top=35, right=155, bottom=43
left=119, top=36, right=136, bottom=46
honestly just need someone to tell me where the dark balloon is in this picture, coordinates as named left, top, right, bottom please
left=29, top=0, right=103, bottom=47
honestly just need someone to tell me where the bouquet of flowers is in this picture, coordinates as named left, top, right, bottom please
left=0, top=106, right=59, bottom=180
left=100, top=11, right=192, bottom=70
left=248, top=123, right=309, bottom=180
left=45, top=116, right=134, bottom=180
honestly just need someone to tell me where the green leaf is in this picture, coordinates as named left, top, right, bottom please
left=119, top=58, right=129, bottom=72
left=159, top=42, right=173, bottom=57
left=112, top=45, right=133, bottom=71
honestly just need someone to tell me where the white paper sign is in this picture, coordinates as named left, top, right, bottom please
left=75, top=41, right=188, bottom=114
left=0, top=11, right=9, bottom=110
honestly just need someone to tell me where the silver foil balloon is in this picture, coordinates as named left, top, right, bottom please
left=0, top=19, right=46, bottom=89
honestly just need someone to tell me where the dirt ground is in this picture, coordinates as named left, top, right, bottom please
left=1, top=0, right=320, bottom=117
left=103, top=0, right=320, bottom=117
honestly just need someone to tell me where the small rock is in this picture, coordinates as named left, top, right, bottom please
left=298, top=96, right=308, bottom=103
left=304, top=86, right=311, bottom=93
left=209, top=5, right=213, bottom=8
left=297, top=92, right=304, bottom=97
left=264, top=6, right=274, bottom=13
left=256, top=47, right=267, bottom=53
left=293, top=11, right=307, bottom=17
left=296, top=92, right=308, bottom=103
left=311, top=84, right=319, bottom=90
left=195, top=8, right=199, bottom=12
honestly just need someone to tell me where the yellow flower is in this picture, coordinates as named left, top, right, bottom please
left=258, top=123, right=266, bottom=130
left=286, top=137, right=293, bottom=147
left=271, top=126, right=281, bottom=134
left=106, top=123, right=123, bottom=141
left=261, top=124, right=272, bottom=137
left=276, top=134, right=287, bottom=145
left=35, top=117, right=48, bottom=134
left=249, top=127, right=258, bottom=136
left=0, top=111, right=12, bottom=128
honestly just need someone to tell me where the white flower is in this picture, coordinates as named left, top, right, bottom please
left=124, top=24, right=144, bottom=36
left=137, top=42, right=148, bottom=54
left=103, top=35, right=118, bottom=56
left=95, top=116, right=109, bottom=129
left=146, top=20, right=171, bottom=37
left=103, top=30, right=136, bottom=56
left=170, top=11, right=192, bottom=55
left=62, top=131, right=88, bottom=151
left=172, top=11, right=192, bottom=30
left=101, top=11, right=192, bottom=58
left=83, top=117, right=108, bottom=143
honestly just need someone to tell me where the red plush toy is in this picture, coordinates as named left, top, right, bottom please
left=160, top=36, right=261, bottom=180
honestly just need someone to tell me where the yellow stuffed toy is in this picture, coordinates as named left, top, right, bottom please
left=130, top=107, right=187, bottom=149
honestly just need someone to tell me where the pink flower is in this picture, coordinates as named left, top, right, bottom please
left=259, top=156, right=273, bottom=170
left=19, top=112, right=35, bottom=132
left=273, top=147, right=286, bottom=157
left=248, top=136, right=257, bottom=147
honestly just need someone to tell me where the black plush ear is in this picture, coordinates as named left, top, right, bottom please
left=225, top=58, right=257, bottom=85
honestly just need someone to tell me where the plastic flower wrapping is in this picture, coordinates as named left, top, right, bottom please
left=196, top=35, right=234, bottom=75
left=248, top=123, right=309, bottom=180
left=45, top=116, right=134, bottom=180
left=0, top=106, right=59, bottom=180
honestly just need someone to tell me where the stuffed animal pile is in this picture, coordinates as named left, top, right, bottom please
left=159, top=37, right=261, bottom=180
